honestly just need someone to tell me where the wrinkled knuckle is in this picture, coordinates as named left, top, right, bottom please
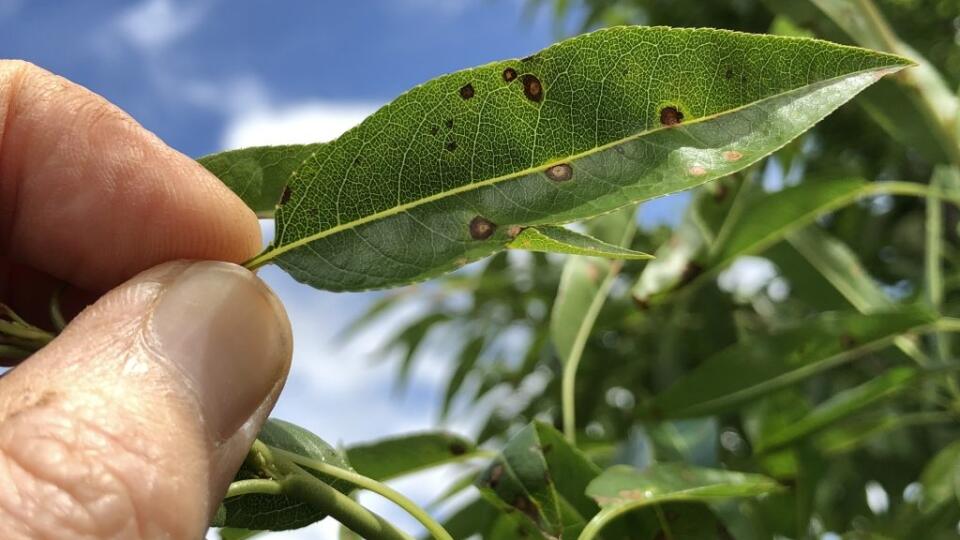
left=0, top=394, right=202, bottom=539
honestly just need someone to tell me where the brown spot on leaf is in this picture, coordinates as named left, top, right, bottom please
left=430, top=126, right=439, bottom=136
left=488, top=464, right=504, bottom=488
left=713, top=182, right=729, bottom=202
left=540, top=443, right=553, bottom=455
left=722, top=150, right=744, bottom=162
left=840, top=334, right=857, bottom=349
left=520, top=74, right=543, bottom=103
left=446, top=140, right=458, bottom=152
left=459, top=83, right=475, bottom=100
left=659, top=106, right=684, bottom=126
left=445, top=118, right=454, bottom=129
left=544, top=163, right=573, bottom=182
left=280, top=186, right=292, bottom=205
left=688, top=165, right=707, bottom=177
left=449, top=442, right=467, bottom=456
left=502, top=67, right=518, bottom=82
left=513, top=495, right=540, bottom=523
left=469, top=216, right=496, bottom=240
left=678, top=261, right=703, bottom=287
left=507, top=225, right=524, bottom=239
left=725, top=67, right=734, bottom=80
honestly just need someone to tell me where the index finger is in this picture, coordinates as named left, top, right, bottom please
left=0, top=61, right=261, bottom=293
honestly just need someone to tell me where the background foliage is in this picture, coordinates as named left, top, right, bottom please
left=340, top=1, right=960, bottom=537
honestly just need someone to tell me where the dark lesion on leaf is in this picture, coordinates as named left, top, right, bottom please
left=445, top=118, right=454, bottom=129
left=279, top=186, right=292, bottom=205
left=469, top=216, right=496, bottom=240
left=502, top=67, right=518, bottom=83
left=544, top=163, right=573, bottom=182
left=448, top=441, right=467, bottom=455
left=459, top=83, right=475, bottom=100
left=487, top=463, right=504, bottom=488
left=445, top=139, right=458, bottom=152
left=659, top=105, right=684, bottom=126
left=512, top=495, right=540, bottom=524
left=520, top=74, right=543, bottom=103
left=725, top=67, right=735, bottom=80
left=430, top=126, right=439, bottom=136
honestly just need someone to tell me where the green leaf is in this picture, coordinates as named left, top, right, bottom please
left=199, top=144, right=321, bottom=218
left=214, top=419, right=352, bottom=531
left=919, top=440, right=960, bottom=513
left=649, top=309, right=935, bottom=419
left=787, top=225, right=930, bottom=364
left=586, top=463, right=782, bottom=507
left=218, top=528, right=263, bottom=540
left=345, top=431, right=476, bottom=482
left=508, top=225, right=651, bottom=260
left=250, top=26, right=908, bottom=291
left=475, top=421, right=604, bottom=539
left=755, top=366, right=919, bottom=453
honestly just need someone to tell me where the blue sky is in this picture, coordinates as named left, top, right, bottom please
left=2, top=1, right=689, bottom=537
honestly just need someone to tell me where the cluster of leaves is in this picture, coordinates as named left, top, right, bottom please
left=166, top=2, right=960, bottom=538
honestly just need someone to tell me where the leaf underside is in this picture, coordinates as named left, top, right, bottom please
left=247, top=25, right=907, bottom=291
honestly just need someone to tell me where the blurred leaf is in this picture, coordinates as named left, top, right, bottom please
left=788, top=225, right=929, bottom=364
left=199, top=144, right=321, bottom=218
left=586, top=463, right=782, bottom=506
left=345, top=431, right=477, bottom=482
left=254, top=27, right=908, bottom=291
left=441, top=335, right=485, bottom=418
left=815, top=411, right=954, bottom=455
left=475, top=421, right=603, bottom=538
left=218, top=528, right=263, bottom=540
left=755, top=366, right=919, bottom=453
left=509, top=225, right=652, bottom=260
left=919, top=440, right=960, bottom=513
left=650, top=309, right=935, bottom=418
left=213, top=419, right=352, bottom=531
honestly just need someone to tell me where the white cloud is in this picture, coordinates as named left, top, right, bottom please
left=219, top=100, right=378, bottom=150
left=115, top=0, right=210, bottom=53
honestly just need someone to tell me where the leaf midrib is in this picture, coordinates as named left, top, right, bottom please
left=246, top=65, right=901, bottom=269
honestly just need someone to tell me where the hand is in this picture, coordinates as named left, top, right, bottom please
left=0, top=61, right=292, bottom=539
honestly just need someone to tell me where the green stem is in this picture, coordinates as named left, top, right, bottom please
left=562, top=267, right=619, bottom=444
left=562, top=220, right=637, bottom=443
left=281, top=468, right=413, bottom=540
left=579, top=506, right=633, bottom=540
left=0, top=320, right=54, bottom=343
left=49, top=283, right=67, bottom=332
left=0, top=344, right=33, bottom=360
left=267, top=445, right=453, bottom=540
left=225, top=479, right=283, bottom=498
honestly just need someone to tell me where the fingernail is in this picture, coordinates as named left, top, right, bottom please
left=151, top=261, right=291, bottom=440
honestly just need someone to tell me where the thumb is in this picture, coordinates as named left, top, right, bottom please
left=0, top=261, right=291, bottom=539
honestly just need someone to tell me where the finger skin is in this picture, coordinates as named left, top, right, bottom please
left=0, top=60, right=262, bottom=293
left=0, top=262, right=292, bottom=539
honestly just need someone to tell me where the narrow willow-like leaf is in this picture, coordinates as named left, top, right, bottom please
left=199, top=144, right=321, bottom=218
left=246, top=26, right=909, bottom=291
left=508, top=225, right=651, bottom=259
left=213, top=419, right=352, bottom=531
left=586, top=463, right=781, bottom=507
left=755, top=366, right=918, bottom=453
left=649, top=309, right=935, bottom=419
left=344, top=431, right=476, bottom=482
left=580, top=463, right=780, bottom=539
left=475, top=421, right=609, bottom=539
left=919, top=440, right=960, bottom=513
left=788, top=225, right=929, bottom=365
